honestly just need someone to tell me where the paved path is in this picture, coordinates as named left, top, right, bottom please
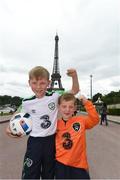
left=0, top=120, right=120, bottom=179
left=0, top=115, right=12, bottom=123
left=0, top=122, right=27, bottom=179
left=107, top=115, right=120, bottom=124
left=87, top=122, right=120, bottom=179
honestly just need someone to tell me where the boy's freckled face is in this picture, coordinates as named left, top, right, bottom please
left=29, top=77, right=50, bottom=98
left=59, top=100, right=76, bottom=121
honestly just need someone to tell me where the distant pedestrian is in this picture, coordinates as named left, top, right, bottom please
left=100, top=102, right=108, bottom=126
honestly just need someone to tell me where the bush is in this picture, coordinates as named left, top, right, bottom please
left=108, top=108, right=120, bottom=116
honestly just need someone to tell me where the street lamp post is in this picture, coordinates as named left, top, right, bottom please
left=90, top=74, right=93, bottom=100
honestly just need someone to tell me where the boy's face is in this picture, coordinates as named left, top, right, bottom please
left=29, top=77, right=50, bottom=98
left=58, top=100, right=76, bottom=121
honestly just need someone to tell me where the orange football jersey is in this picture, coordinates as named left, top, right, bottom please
left=56, top=100, right=99, bottom=170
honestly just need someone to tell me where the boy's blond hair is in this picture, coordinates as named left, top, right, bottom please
left=58, top=93, right=77, bottom=106
left=29, top=66, right=50, bottom=80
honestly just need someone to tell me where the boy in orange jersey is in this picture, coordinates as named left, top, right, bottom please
left=55, top=93, right=99, bottom=179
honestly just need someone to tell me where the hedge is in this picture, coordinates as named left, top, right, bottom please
left=108, top=109, right=120, bottom=116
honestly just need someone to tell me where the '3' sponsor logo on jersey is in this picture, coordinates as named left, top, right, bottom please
left=62, top=132, right=73, bottom=149
left=40, top=115, right=51, bottom=129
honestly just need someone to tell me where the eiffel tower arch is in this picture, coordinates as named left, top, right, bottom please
left=48, top=34, right=64, bottom=92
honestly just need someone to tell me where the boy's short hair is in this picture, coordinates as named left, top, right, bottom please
left=58, top=93, right=77, bottom=106
left=29, top=66, right=50, bottom=80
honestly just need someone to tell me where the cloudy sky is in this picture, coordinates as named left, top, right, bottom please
left=0, top=0, right=119, bottom=98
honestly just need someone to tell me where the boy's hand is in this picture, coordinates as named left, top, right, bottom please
left=79, top=95, right=88, bottom=105
left=67, top=69, right=77, bottom=77
left=6, top=125, right=22, bottom=138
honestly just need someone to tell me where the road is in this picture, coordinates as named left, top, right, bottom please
left=0, top=121, right=120, bottom=179
left=86, top=122, right=120, bottom=179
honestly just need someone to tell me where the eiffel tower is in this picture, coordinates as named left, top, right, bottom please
left=48, top=34, right=64, bottom=92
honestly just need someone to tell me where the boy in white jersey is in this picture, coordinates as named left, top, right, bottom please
left=6, top=66, right=79, bottom=179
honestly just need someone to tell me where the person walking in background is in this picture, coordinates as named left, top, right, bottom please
left=100, top=102, right=108, bottom=126
left=55, top=93, right=99, bottom=179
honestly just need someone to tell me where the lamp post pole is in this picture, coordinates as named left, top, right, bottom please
left=90, top=74, right=93, bottom=100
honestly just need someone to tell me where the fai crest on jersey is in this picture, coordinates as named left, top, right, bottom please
left=48, top=102, right=55, bottom=110
left=73, top=122, right=80, bottom=131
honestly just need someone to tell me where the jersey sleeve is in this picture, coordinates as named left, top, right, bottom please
left=15, top=104, right=22, bottom=113
left=83, top=100, right=99, bottom=129
left=15, top=101, right=26, bottom=113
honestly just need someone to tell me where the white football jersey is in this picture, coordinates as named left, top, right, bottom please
left=21, top=91, right=59, bottom=137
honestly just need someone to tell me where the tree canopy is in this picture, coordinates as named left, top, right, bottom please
left=92, top=90, right=120, bottom=105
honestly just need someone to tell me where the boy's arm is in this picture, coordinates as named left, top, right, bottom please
left=80, top=95, right=99, bottom=129
left=67, top=69, right=80, bottom=95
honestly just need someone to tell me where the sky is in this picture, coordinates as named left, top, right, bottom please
left=0, top=0, right=119, bottom=98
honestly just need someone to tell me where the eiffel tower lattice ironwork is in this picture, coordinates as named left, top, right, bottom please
left=48, top=34, right=64, bottom=91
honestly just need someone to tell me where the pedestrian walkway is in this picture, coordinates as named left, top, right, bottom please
left=107, top=115, right=120, bottom=124
left=0, top=115, right=12, bottom=124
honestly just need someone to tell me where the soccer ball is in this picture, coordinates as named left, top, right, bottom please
left=10, top=112, right=32, bottom=136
